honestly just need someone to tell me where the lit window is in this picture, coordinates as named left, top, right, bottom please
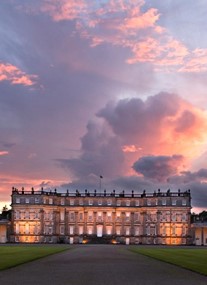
left=69, top=226, right=74, bottom=235
left=60, top=211, right=65, bottom=221
left=106, top=226, right=112, bottom=235
left=87, top=226, right=93, bottom=235
left=16, top=223, right=19, bottom=234
left=49, top=198, right=53, bottom=205
left=126, top=227, right=130, bottom=235
left=79, top=226, right=83, bottom=235
left=126, top=212, right=130, bottom=222
left=116, top=227, right=121, bottom=235
left=25, top=224, right=29, bottom=234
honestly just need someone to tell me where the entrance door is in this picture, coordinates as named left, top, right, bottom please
left=97, top=225, right=103, bottom=237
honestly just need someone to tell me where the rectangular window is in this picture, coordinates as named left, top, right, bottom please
left=116, top=227, right=121, bottom=235
left=134, top=212, right=139, bottom=222
left=117, top=200, right=121, bottom=206
left=16, top=223, right=19, bottom=234
left=107, top=199, right=112, bottom=206
left=79, top=199, right=83, bottom=205
left=146, top=226, right=150, bottom=235
left=172, top=199, right=176, bottom=206
left=126, top=227, right=130, bottom=235
left=147, top=200, right=151, bottom=206
left=60, top=225, right=65, bottom=235
left=60, top=211, right=65, bottom=221
left=106, top=226, right=112, bottom=235
left=16, top=197, right=20, bottom=204
left=69, top=226, right=74, bottom=235
left=182, top=199, right=187, bottom=206
left=97, top=212, right=102, bottom=222
left=182, top=213, right=186, bottom=221
left=49, top=198, right=53, bottom=205
left=162, top=199, right=166, bottom=206
left=135, top=200, right=139, bottom=206
left=87, top=226, right=93, bottom=235
left=89, top=199, right=93, bottom=206
left=126, top=200, right=130, bottom=206
left=88, top=212, right=93, bottom=222
left=107, top=212, right=112, bottom=222
left=126, top=212, right=130, bottom=222
left=79, top=212, right=83, bottom=221
left=35, top=197, right=39, bottom=204
left=135, top=227, right=139, bottom=236
left=25, top=211, right=29, bottom=219
left=182, top=227, right=186, bottom=236
left=25, top=224, right=29, bottom=234
left=79, top=226, right=83, bottom=235
left=70, top=199, right=74, bottom=205
left=61, top=198, right=65, bottom=205
left=70, top=212, right=75, bottom=221
left=98, top=199, right=102, bottom=205
left=25, top=198, right=30, bottom=204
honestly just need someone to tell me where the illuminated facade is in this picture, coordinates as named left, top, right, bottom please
left=10, top=188, right=191, bottom=245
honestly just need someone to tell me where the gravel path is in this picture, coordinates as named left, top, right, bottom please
left=0, top=245, right=206, bottom=285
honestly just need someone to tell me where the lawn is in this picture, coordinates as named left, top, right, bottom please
left=130, top=247, right=207, bottom=276
left=0, top=245, right=70, bottom=270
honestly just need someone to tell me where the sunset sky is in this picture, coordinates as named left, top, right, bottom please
left=1, top=0, right=207, bottom=212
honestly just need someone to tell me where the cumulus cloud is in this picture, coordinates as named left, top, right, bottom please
left=0, top=62, right=37, bottom=86
left=132, top=155, right=184, bottom=182
left=97, top=92, right=207, bottom=158
left=58, top=120, right=125, bottom=181
left=58, top=92, right=207, bottom=191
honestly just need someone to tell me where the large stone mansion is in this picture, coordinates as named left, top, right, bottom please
left=9, top=187, right=192, bottom=245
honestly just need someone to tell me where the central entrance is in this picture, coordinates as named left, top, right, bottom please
left=97, top=225, right=103, bottom=237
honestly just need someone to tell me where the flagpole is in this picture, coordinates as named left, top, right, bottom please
left=99, top=175, right=103, bottom=194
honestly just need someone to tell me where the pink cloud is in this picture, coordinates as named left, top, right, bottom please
left=0, top=151, right=9, bottom=156
left=18, top=0, right=207, bottom=73
left=0, top=62, right=37, bottom=86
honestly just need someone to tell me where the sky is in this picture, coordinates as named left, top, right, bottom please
left=1, top=0, right=207, bottom=212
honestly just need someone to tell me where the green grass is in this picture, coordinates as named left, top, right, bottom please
left=0, top=245, right=70, bottom=270
left=130, top=247, right=207, bottom=276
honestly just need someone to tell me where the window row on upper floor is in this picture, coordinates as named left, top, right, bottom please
left=14, top=196, right=189, bottom=207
